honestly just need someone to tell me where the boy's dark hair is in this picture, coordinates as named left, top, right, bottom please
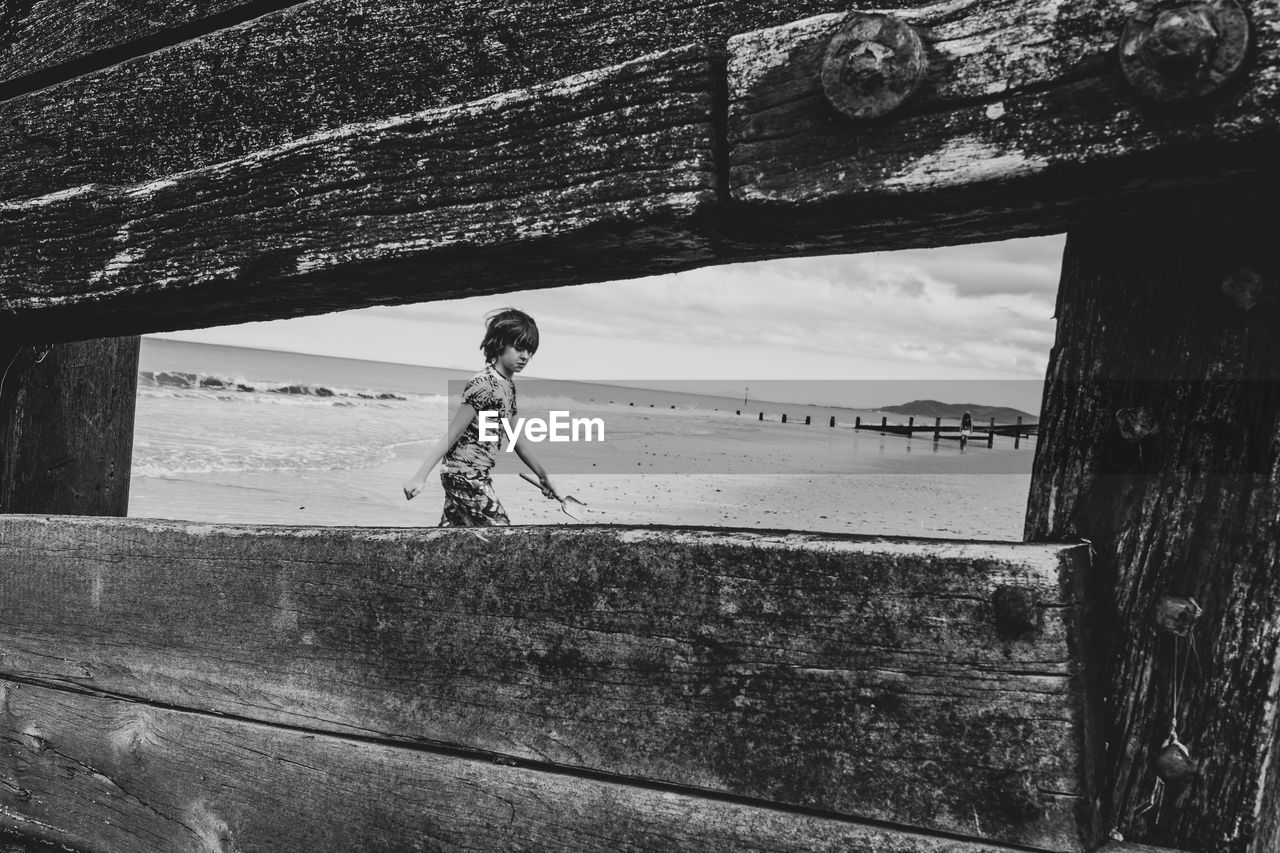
left=481, top=308, right=539, bottom=362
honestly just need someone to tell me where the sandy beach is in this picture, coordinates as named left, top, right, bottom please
left=130, top=423, right=1034, bottom=540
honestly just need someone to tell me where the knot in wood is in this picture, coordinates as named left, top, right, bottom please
left=1119, top=0, right=1250, bottom=103
left=995, top=770, right=1045, bottom=821
left=1152, top=595, right=1202, bottom=636
left=1115, top=406, right=1158, bottom=442
left=821, top=13, right=927, bottom=120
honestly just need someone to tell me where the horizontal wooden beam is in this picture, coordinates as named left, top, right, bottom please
left=0, top=1, right=1277, bottom=341
left=0, top=1, right=293, bottom=98
left=0, top=0, right=855, bottom=201
left=0, top=518, right=1099, bottom=851
left=1, top=678, right=1078, bottom=853
left=0, top=46, right=720, bottom=343
left=726, top=0, right=1280, bottom=242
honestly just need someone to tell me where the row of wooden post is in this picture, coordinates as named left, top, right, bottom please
left=736, top=409, right=1030, bottom=449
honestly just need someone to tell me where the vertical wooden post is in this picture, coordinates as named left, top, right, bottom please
left=0, top=337, right=140, bottom=516
left=1026, top=216, right=1280, bottom=852
left=934, top=416, right=941, bottom=441
left=1015, top=416, right=1023, bottom=449
left=829, top=415, right=835, bottom=427
left=855, top=416, right=861, bottom=428
left=987, top=417, right=995, bottom=448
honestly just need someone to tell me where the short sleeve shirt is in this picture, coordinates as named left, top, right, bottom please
left=444, top=365, right=517, bottom=476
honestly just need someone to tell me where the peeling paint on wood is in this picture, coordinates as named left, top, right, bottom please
left=0, top=518, right=1099, bottom=850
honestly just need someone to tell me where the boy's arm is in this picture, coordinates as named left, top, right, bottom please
left=403, top=403, right=477, bottom=500
left=514, top=437, right=564, bottom=501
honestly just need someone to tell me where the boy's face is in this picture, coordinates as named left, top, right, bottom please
left=496, top=345, right=532, bottom=376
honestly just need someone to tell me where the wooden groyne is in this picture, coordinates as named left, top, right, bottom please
left=3, top=0, right=1280, bottom=850
left=2, top=519, right=1101, bottom=852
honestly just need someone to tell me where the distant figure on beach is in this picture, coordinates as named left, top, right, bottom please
left=402, top=308, right=563, bottom=525
left=960, top=410, right=973, bottom=449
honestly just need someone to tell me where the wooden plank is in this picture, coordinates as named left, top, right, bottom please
left=0, top=679, right=1061, bottom=853
left=1025, top=214, right=1280, bottom=852
left=0, top=45, right=720, bottom=344
left=0, top=1, right=280, bottom=93
left=0, top=338, right=139, bottom=516
left=726, top=0, right=1280, bottom=245
left=0, top=519, right=1100, bottom=851
left=0, top=0, right=860, bottom=202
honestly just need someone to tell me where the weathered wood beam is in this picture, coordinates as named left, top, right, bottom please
left=0, top=337, right=138, bottom=516
left=1025, top=213, right=1280, bottom=852
left=0, top=519, right=1100, bottom=851
left=725, top=0, right=1280, bottom=251
left=0, top=678, right=1087, bottom=853
left=0, top=1, right=298, bottom=100
left=0, top=0, right=857, bottom=201
left=0, top=45, right=720, bottom=343
left=1, top=1, right=1278, bottom=341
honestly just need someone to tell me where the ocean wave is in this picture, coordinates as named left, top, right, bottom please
left=138, top=370, right=408, bottom=401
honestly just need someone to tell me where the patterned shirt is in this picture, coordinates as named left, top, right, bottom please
left=443, top=365, right=517, bottom=476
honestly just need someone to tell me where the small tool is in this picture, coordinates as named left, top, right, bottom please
left=520, top=472, right=588, bottom=521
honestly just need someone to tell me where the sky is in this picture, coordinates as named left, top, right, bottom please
left=154, top=234, right=1065, bottom=413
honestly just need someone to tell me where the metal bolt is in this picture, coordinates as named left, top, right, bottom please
left=992, top=585, right=1038, bottom=639
left=1152, top=595, right=1202, bottom=636
left=821, top=13, right=927, bottom=120
left=1151, top=738, right=1198, bottom=786
left=1119, top=0, right=1251, bottom=103
left=1116, top=407, right=1158, bottom=442
left=1222, top=266, right=1277, bottom=311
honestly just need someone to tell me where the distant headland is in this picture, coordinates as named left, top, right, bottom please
left=878, top=400, right=1038, bottom=422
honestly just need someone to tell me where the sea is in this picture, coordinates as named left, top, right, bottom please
left=131, top=337, right=1037, bottom=539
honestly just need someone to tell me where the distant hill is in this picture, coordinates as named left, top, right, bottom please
left=878, top=400, right=1038, bottom=423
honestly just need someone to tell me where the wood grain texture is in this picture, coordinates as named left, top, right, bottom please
left=0, top=519, right=1099, bottom=851
left=1025, top=214, right=1280, bottom=852
left=0, top=1, right=273, bottom=90
left=726, top=0, right=1280, bottom=239
left=0, top=338, right=138, bottom=516
left=0, top=46, right=719, bottom=343
left=0, top=0, right=864, bottom=202
left=0, top=679, right=1078, bottom=853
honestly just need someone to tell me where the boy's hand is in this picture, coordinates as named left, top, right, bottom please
left=539, top=477, right=565, bottom=503
left=403, top=477, right=426, bottom=500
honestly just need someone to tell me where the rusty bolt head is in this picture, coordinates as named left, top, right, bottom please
left=1116, top=407, right=1158, bottom=442
left=1222, top=266, right=1278, bottom=311
left=992, top=586, right=1038, bottom=639
left=1152, top=595, right=1202, bottom=636
left=1151, top=739, right=1199, bottom=786
left=1119, top=0, right=1251, bottom=103
left=821, top=13, right=927, bottom=120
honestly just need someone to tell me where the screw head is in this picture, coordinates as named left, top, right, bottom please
left=1119, top=0, right=1251, bottom=103
left=1222, top=266, right=1277, bottom=311
left=1152, top=595, right=1202, bottom=636
left=821, top=13, right=927, bottom=120
left=1116, top=407, right=1158, bottom=442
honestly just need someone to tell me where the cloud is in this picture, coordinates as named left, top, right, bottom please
left=199, top=236, right=1064, bottom=383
